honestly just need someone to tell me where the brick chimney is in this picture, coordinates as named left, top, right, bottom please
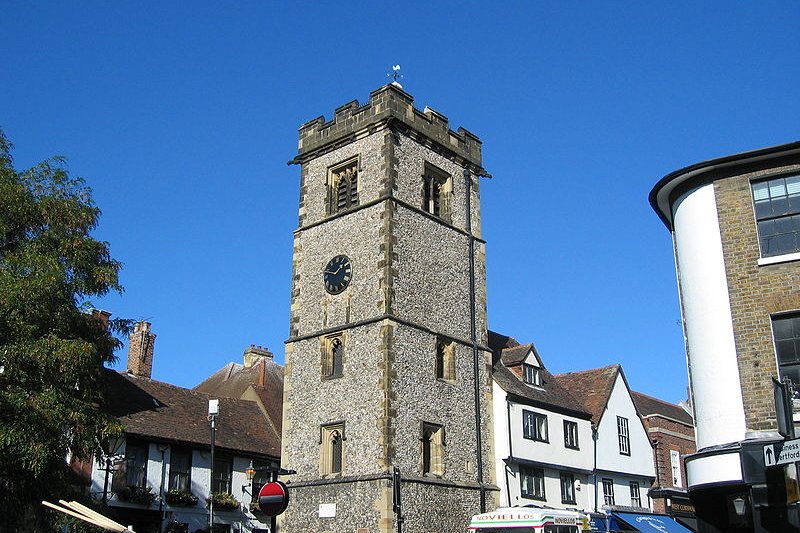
left=243, top=344, right=273, bottom=368
left=91, top=309, right=112, bottom=331
left=127, top=321, right=156, bottom=378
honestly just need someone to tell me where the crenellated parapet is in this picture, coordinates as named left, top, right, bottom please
left=296, top=83, right=482, bottom=166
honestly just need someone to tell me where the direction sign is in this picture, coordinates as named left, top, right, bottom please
left=765, top=437, right=800, bottom=467
left=258, top=480, right=289, bottom=516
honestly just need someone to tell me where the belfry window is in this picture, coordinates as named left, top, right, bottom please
left=328, top=159, right=359, bottom=215
left=422, top=162, right=451, bottom=221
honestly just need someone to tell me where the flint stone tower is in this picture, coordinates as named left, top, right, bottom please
left=280, top=83, right=495, bottom=533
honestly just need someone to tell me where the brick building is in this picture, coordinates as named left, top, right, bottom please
left=631, top=391, right=695, bottom=528
left=650, top=141, right=800, bottom=532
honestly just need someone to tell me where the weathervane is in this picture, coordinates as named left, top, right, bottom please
left=388, top=64, right=403, bottom=87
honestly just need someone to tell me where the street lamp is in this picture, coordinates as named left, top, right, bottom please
left=101, top=434, right=125, bottom=505
left=242, top=460, right=257, bottom=497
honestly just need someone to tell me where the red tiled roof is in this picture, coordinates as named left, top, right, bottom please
left=554, top=365, right=621, bottom=425
left=631, top=390, right=693, bottom=426
left=194, top=357, right=284, bottom=437
left=103, top=370, right=280, bottom=459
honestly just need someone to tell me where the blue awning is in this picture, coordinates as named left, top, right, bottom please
left=611, top=512, right=694, bottom=533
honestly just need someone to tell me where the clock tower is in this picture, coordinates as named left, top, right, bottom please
left=280, top=84, right=494, bottom=533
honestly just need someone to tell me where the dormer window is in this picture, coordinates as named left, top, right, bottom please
left=523, top=363, right=542, bottom=386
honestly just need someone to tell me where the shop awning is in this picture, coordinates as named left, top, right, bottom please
left=611, top=512, right=694, bottom=533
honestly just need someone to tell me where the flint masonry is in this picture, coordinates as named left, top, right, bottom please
left=279, top=84, right=496, bottom=533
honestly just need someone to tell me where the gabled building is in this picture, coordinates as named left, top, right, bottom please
left=91, top=322, right=281, bottom=533
left=555, top=365, right=656, bottom=513
left=631, top=391, right=696, bottom=529
left=489, top=332, right=594, bottom=510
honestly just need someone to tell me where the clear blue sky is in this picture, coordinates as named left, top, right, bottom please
left=3, top=1, right=799, bottom=404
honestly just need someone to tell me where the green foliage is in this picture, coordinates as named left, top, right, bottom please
left=0, top=129, right=129, bottom=531
left=164, top=488, right=199, bottom=506
left=117, top=485, right=156, bottom=506
left=207, top=492, right=240, bottom=511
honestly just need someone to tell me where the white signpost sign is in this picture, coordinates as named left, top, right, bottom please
left=765, top=438, right=800, bottom=467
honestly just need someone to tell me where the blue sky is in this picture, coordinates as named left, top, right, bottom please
left=3, top=1, right=799, bottom=404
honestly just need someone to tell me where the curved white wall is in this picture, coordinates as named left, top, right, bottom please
left=673, top=183, right=746, bottom=449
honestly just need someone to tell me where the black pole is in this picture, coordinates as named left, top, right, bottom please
left=209, top=415, right=216, bottom=531
left=393, top=467, right=404, bottom=533
left=102, top=456, right=112, bottom=505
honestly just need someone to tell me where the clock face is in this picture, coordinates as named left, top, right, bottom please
left=323, top=255, right=352, bottom=295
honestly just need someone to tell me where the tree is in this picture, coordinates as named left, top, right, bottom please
left=0, top=129, right=128, bottom=531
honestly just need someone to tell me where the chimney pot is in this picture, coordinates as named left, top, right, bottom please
left=127, top=321, right=156, bottom=378
left=243, top=344, right=273, bottom=368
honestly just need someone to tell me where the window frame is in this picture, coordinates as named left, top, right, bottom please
left=602, top=478, right=615, bottom=506
left=751, top=174, right=800, bottom=259
left=523, top=363, right=542, bottom=386
left=320, top=422, right=345, bottom=476
left=563, top=420, right=579, bottom=450
left=522, top=410, right=549, bottom=443
left=422, top=162, right=452, bottom=222
left=617, top=416, right=630, bottom=456
left=772, top=312, right=800, bottom=388
left=560, top=472, right=576, bottom=504
left=421, top=422, right=445, bottom=476
left=520, top=466, right=546, bottom=501
left=435, top=338, right=456, bottom=382
left=211, top=454, right=233, bottom=495
left=629, top=481, right=642, bottom=507
left=670, top=450, right=683, bottom=487
left=168, top=447, right=192, bottom=493
left=321, top=334, right=344, bottom=380
left=123, top=439, right=148, bottom=488
left=327, top=158, right=359, bottom=216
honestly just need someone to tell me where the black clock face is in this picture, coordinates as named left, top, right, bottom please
left=323, top=255, right=352, bottom=294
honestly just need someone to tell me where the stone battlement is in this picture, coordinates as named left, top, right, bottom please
left=297, top=83, right=482, bottom=166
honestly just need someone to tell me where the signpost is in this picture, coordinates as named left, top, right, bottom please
left=258, top=480, right=290, bottom=516
left=764, top=438, right=800, bottom=467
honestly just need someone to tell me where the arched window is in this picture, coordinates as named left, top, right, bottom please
left=322, top=335, right=344, bottom=379
left=421, top=422, right=444, bottom=476
left=320, top=423, right=345, bottom=476
left=422, top=162, right=452, bottom=222
left=435, top=338, right=455, bottom=382
left=328, top=159, right=359, bottom=215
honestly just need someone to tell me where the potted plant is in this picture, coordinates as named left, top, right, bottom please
left=117, top=485, right=156, bottom=506
left=164, top=489, right=199, bottom=506
left=206, top=492, right=239, bottom=511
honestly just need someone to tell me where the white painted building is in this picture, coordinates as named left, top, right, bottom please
left=489, top=333, right=595, bottom=511
left=555, top=365, right=656, bottom=513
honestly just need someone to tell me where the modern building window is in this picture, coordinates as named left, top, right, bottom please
left=617, top=416, right=630, bottom=455
left=520, top=466, right=546, bottom=500
left=773, top=313, right=800, bottom=387
left=563, top=420, right=579, bottom=449
left=322, top=334, right=344, bottom=379
left=670, top=450, right=683, bottom=487
left=168, top=448, right=192, bottom=492
left=602, top=479, right=615, bottom=506
left=435, top=338, right=456, bottom=382
left=752, top=175, right=800, bottom=257
left=422, top=162, right=451, bottom=221
left=523, top=364, right=542, bottom=386
left=124, top=440, right=148, bottom=488
left=560, top=472, right=576, bottom=504
left=522, top=410, right=548, bottom=442
left=421, top=422, right=445, bottom=476
left=320, top=423, right=345, bottom=475
left=630, top=481, right=642, bottom=507
left=211, top=455, right=233, bottom=494
left=327, top=159, right=359, bottom=215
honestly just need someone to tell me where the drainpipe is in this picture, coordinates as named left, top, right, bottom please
left=592, top=425, right=599, bottom=513
left=506, top=399, right=514, bottom=507
left=465, top=167, right=491, bottom=512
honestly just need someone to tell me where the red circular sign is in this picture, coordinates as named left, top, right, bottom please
left=258, top=480, right=289, bottom=516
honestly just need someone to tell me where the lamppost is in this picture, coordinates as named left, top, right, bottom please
left=208, top=399, right=219, bottom=532
left=101, top=435, right=126, bottom=505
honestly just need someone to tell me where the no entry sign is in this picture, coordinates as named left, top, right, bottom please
left=258, top=480, right=289, bottom=516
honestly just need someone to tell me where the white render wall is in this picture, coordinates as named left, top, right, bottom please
left=594, top=374, right=655, bottom=478
left=672, top=183, right=746, bottom=449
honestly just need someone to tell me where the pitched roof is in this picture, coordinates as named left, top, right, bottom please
left=488, top=331, right=590, bottom=419
left=194, top=357, right=284, bottom=436
left=103, top=370, right=280, bottom=459
left=631, top=390, right=693, bottom=426
left=553, top=365, right=621, bottom=425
